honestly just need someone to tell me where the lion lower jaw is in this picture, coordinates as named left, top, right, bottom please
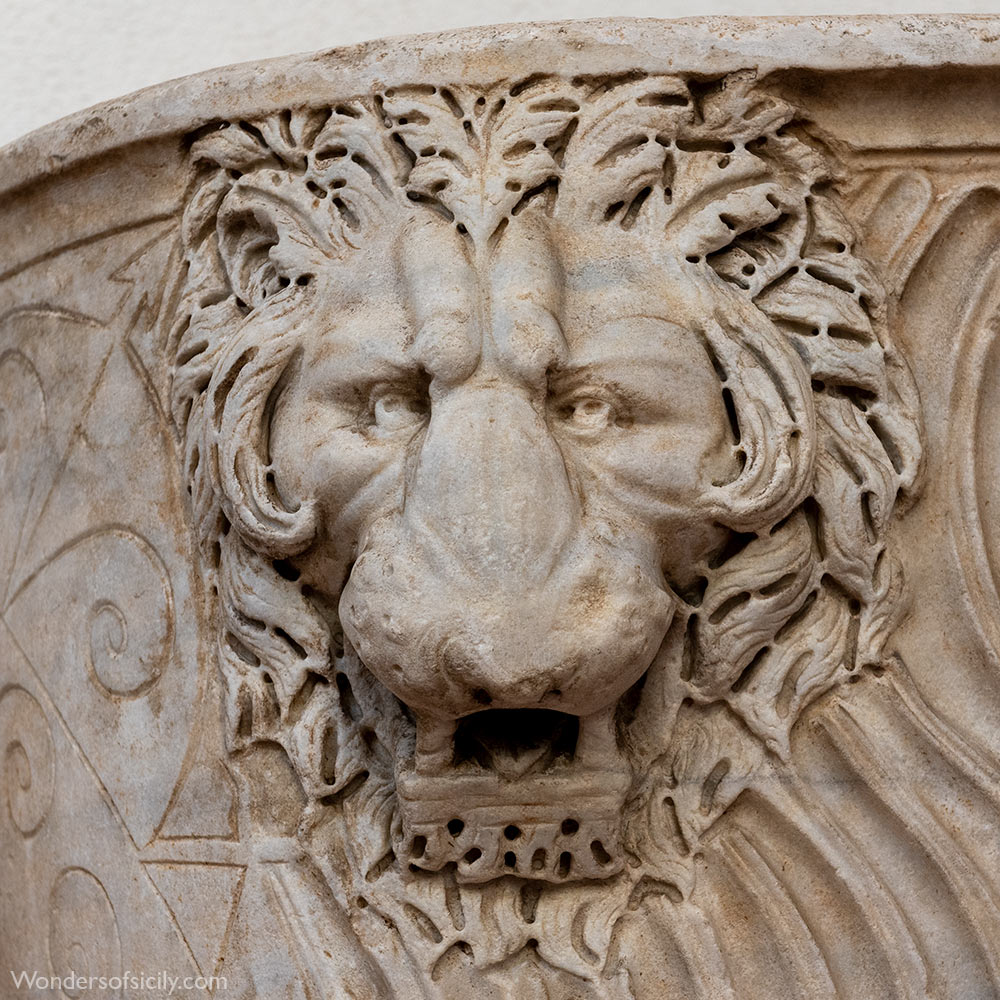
left=395, top=704, right=631, bottom=883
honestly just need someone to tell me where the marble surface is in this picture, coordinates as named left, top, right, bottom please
left=2, top=17, right=1000, bottom=999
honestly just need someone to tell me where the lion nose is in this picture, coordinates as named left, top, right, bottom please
left=340, top=375, right=674, bottom=720
left=404, top=379, right=578, bottom=589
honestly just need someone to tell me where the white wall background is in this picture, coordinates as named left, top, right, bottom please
left=3, top=0, right=998, bottom=147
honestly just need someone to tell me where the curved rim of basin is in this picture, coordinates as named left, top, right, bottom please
left=3, top=14, right=1000, bottom=199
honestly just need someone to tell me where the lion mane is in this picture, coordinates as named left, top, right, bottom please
left=169, top=71, right=922, bottom=988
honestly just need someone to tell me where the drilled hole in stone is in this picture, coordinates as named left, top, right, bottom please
left=504, top=851, right=517, bottom=868
left=410, top=836, right=427, bottom=858
left=561, top=818, right=579, bottom=836
left=272, top=558, right=300, bottom=581
left=320, top=725, right=337, bottom=785
left=463, top=848, right=482, bottom=864
left=591, top=840, right=612, bottom=865
left=447, top=818, right=465, bottom=837
left=557, top=852, right=572, bottom=878
left=504, top=825, right=521, bottom=840
left=531, top=849, right=546, bottom=871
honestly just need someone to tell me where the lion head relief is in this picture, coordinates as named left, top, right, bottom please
left=169, top=71, right=922, bottom=985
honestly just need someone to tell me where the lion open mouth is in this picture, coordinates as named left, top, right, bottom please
left=397, top=705, right=630, bottom=883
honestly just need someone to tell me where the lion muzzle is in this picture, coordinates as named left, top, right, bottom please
left=337, top=380, right=675, bottom=880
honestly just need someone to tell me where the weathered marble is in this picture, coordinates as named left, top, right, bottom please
left=3, top=16, right=1000, bottom=999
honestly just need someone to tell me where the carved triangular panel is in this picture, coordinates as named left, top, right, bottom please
left=144, top=862, right=246, bottom=977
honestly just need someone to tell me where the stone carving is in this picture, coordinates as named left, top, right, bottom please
left=0, top=687, right=54, bottom=837
left=5, top=17, right=1000, bottom=1000
left=48, top=868, right=123, bottom=993
left=168, top=69, right=929, bottom=991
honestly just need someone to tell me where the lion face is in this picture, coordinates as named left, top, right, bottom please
left=170, top=69, right=921, bottom=921
left=268, top=214, right=734, bottom=713
left=254, top=204, right=740, bottom=878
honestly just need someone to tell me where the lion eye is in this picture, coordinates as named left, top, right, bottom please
left=561, top=396, right=614, bottom=431
left=372, top=390, right=429, bottom=431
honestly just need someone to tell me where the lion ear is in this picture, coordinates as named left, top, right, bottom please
left=201, top=308, right=318, bottom=560
left=701, top=299, right=817, bottom=531
left=216, top=180, right=336, bottom=308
